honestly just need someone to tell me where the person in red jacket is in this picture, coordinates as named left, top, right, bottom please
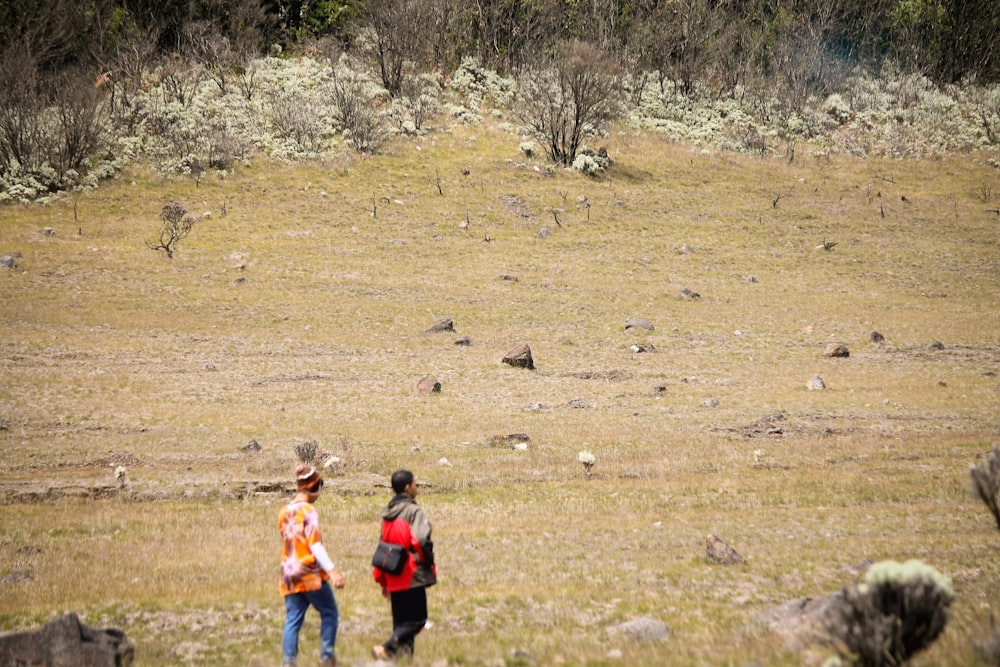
left=372, top=470, right=436, bottom=660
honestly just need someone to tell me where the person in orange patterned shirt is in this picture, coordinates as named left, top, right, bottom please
left=279, top=465, right=345, bottom=667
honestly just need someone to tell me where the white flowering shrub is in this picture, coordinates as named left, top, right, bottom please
left=389, top=71, right=443, bottom=135
left=823, top=93, right=852, bottom=124
left=4, top=49, right=1000, bottom=201
left=450, top=57, right=517, bottom=112
left=572, top=146, right=610, bottom=176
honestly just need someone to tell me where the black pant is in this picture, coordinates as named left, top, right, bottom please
left=383, top=586, right=427, bottom=657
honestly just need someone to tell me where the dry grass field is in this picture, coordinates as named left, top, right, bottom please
left=1, top=121, right=999, bottom=666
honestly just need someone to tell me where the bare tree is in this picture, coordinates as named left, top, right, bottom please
left=357, top=0, right=434, bottom=97
left=51, top=68, right=109, bottom=178
left=515, top=40, right=622, bottom=166
left=329, top=68, right=387, bottom=154
left=147, top=202, right=196, bottom=259
left=472, top=0, right=554, bottom=74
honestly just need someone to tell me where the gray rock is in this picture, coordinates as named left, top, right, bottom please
left=625, top=317, right=654, bottom=331
left=607, top=617, right=671, bottom=642
left=0, top=612, right=134, bottom=667
left=706, top=534, right=746, bottom=565
left=0, top=255, right=17, bottom=269
left=416, top=376, right=442, bottom=393
left=502, top=342, right=534, bottom=369
left=755, top=593, right=846, bottom=651
left=807, top=376, right=826, bottom=390
left=823, top=342, right=850, bottom=358
left=425, top=318, right=454, bottom=334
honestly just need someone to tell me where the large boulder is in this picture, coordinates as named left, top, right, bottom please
left=502, top=343, right=534, bottom=369
left=0, top=612, right=134, bottom=667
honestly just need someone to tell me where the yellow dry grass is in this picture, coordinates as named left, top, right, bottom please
left=1, top=121, right=999, bottom=666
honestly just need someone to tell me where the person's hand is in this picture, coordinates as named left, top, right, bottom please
left=381, top=585, right=390, bottom=600
left=329, top=570, right=345, bottom=589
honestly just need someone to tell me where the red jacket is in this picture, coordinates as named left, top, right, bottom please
left=373, top=493, right=437, bottom=592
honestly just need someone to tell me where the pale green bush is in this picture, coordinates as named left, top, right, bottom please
left=833, top=559, right=954, bottom=667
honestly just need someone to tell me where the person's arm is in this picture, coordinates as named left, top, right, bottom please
left=310, top=542, right=345, bottom=588
left=409, top=508, right=434, bottom=566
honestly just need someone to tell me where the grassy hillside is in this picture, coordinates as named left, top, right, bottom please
left=1, top=121, right=999, bottom=666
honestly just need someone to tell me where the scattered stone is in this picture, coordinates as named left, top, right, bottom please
left=204, top=362, right=217, bottom=370
left=756, top=593, right=845, bottom=651
left=511, top=442, right=528, bottom=451
left=0, top=571, right=33, bottom=584
left=706, top=534, right=746, bottom=565
left=625, top=317, right=654, bottom=331
left=630, top=343, right=655, bottom=353
left=241, top=439, right=261, bottom=452
left=823, top=342, right=850, bottom=358
left=499, top=274, right=519, bottom=282
left=486, top=433, right=530, bottom=448
left=435, top=457, right=451, bottom=466
left=502, top=342, right=534, bottom=369
left=567, top=398, right=589, bottom=409
left=870, top=331, right=885, bottom=345
left=680, top=287, right=701, bottom=300
left=741, top=412, right=786, bottom=437
left=0, top=612, right=134, bottom=667
left=323, top=456, right=341, bottom=470
left=41, top=227, right=54, bottom=236
left=807, top=376, right=826, bottom=391
left=454, top=336, right=472, bottom=346
left=416, top=376, right=442, bottom=393
left=509, top=648, right=535, bottom=663
left=0, top=255, right=17, bottom=269
left=702, top=398, right=720, bottom=407
left=607, top=617, right=671, bottom=642
left=745, top=275, right=758, bottom=283
left=425, top=318, right=454, bottom=334
left=930, top=341, right=945, bottom=350
left=652, top=385, right=667, bottom=393
left=680, top=244, right=693, bottom=254
left=535, top=226, right=551, bottom=238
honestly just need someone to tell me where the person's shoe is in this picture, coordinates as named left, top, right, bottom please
left=371, top=644, right=390, bottom=660
left=318, top=655, right=337, bottom=667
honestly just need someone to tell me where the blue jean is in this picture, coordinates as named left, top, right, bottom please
left=283, top=581, right=339, bottom=663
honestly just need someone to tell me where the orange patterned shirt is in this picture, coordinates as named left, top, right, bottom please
left=278, top=499, right=329, bottom=596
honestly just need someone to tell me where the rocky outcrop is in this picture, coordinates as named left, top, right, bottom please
left=0, top=612, right=134, bottom=667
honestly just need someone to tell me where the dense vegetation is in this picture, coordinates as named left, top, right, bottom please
left=2, top=0, right=1000, bottom=202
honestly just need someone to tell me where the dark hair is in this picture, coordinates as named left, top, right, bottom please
left=391, top=469, right=414, bottom=493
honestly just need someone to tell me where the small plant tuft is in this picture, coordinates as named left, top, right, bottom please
left=295, top=440, right=319, bottom=463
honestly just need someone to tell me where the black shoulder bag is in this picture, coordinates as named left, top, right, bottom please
left=372, top=541, right=408, bottom=575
